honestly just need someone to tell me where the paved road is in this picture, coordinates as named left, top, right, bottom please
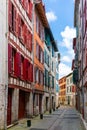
left=8, top=106, right=86, bottom=130
left=49, top=107, right=85, bottom=130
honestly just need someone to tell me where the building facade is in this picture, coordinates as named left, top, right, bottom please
left=8, top=0, right=34, bottom=125
left=66, top=73, right=76, bottom=106
left=55, top=52, right=60, bottom=108
left=33, top=1, right=45, bottom=115
left=58, top=76, right=66, bottom=105
left=44, top=28, right=58, bottom=112
left=73, top=0, right=87, bottom=122
left=0, top=0, right=60, bottom=129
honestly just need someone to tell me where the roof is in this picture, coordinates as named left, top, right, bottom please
left=35, top=1, right=58, bottom=52
left=45, top=28, right=58, bottom=51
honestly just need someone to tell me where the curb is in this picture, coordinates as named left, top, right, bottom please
left=80, top=114, right=87, bottom=130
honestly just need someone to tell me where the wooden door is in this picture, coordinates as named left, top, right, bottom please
left=7, top=88, right=12, bottom=126
left=18, top=90, right=25, bottom=119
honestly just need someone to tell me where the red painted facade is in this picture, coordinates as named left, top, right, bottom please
left=7, top=0, right=33, bottom=125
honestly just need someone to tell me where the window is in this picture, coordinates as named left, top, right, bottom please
left=52, top=76, right=54, bottom=88
left=8, top=1, right=17, bottom=34
left=12, top=48, right=16, bottom=74
left=40, top=49, right=44, bottom=63
left=21, top=56, right=24, bottom=78
left=35, top=67, right=39, bottom=83
left=27, top=31, right=32, bottom=51
left=40, top=71, right=44, bottom=85
left=52, top=62, right=53, bottom=71
left=45, top=69, right=48, bottom=86
left=70, top=76, right=72, bottom=83
left=36, top=43, right=39, bottom=59
left=67, top=79, right=69, bottom=85
left=36, top=15, right=39, bottom=34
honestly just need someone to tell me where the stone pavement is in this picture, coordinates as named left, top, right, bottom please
left=7, top=106, right=87, bottom=130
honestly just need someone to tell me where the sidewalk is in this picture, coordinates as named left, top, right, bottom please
left=80, top=114, right=87, bottom=130
left=8, top=108, right=63, bottom=130
left=8, top=106, right=86, bottom=130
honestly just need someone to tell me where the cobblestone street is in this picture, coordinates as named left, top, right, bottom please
left=8, top=106, right=86, bottom=130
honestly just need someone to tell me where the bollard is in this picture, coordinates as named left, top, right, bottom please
left=27, top=119, right=31, bottom=127
left=53, top=108, right=55, bottom=111
left=40, top=114, right=43, bottom=119
left=49, top=109, right=52, bottom=114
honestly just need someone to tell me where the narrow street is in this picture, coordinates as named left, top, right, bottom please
left=8, top=106, right=86, bottom=130
left=49, top=107, right=85, bottom=130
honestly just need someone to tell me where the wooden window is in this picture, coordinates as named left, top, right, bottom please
left=8, top=1, right=17, bottom=35
left=36, top=16, right=39, bottom=34
left=40, top=49, right=44, bottom=64
left=35, top=67, right=39, bottom=83
left=12, top=48, right=16, bottom=75
left=40, top=71, right=44, bottom=85
left=27, top=30, right=32, bottom=51
left=8, top=0, right=12, bottom=31
left=8, top=44, right=12, bottom=74
left=20, top=19, right=24, bottom=43
left=36, top=43, right=39, bottom=59
left=15, top=52, right=21, bottom=78
left=21, top=56, right=24, bottom=79
left=26, top=0, right=32, bottom=20
left=29, top=0, right=33, bottom=20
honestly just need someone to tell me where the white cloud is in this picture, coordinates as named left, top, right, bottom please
left=60, top=26, right=76, bottom=59
left=59, top=26, right=76, bottom=78
left=61, top=26, right=76, bottom=39
left=59, top=63, right=72, bottom=79
left=46, top=11, right=57, bottom=22
left=60, top=26, right=76, bottom=50
left=62, top=56, right=71, bottom=63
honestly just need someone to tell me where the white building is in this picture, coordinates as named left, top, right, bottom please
left=66, top=73, right=76, bottom=106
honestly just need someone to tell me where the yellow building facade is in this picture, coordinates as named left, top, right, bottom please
left=58, top=76, right=66, bottom=105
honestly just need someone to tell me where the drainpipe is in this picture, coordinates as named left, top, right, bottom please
left=81, top=0, right=84, bottom=118
left=4, top=0, right=8, bottom=129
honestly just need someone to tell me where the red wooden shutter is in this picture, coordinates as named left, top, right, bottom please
left=13, top=7, right=17, bottom=35
left=30, top=33, right=32, bottom=51
left=28, top=62, right=31, bottom=81
left=26, top=59, right=29, bottom=80
left=26, top=0, right=29, bottom=14
left=23, top=58, right=27, bottom=80
left=26, top=28, right=28, bottom=47
left=16, top=52, right=21, bottom=78
left=27, top=30, right=29, bottom=49
left=8, top=44, right=12, bottom=74
left=23, top=24, right=26, bottom=44
left=8, top=0, right=12, bottom=30
left=18, top=15, right=21, bottom=38
left=31, top=64, right=33, bottom=82
left=29, top=1, right=33, bottom=20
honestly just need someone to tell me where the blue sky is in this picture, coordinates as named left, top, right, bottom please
left=43, top=0, right=76, bottom=78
